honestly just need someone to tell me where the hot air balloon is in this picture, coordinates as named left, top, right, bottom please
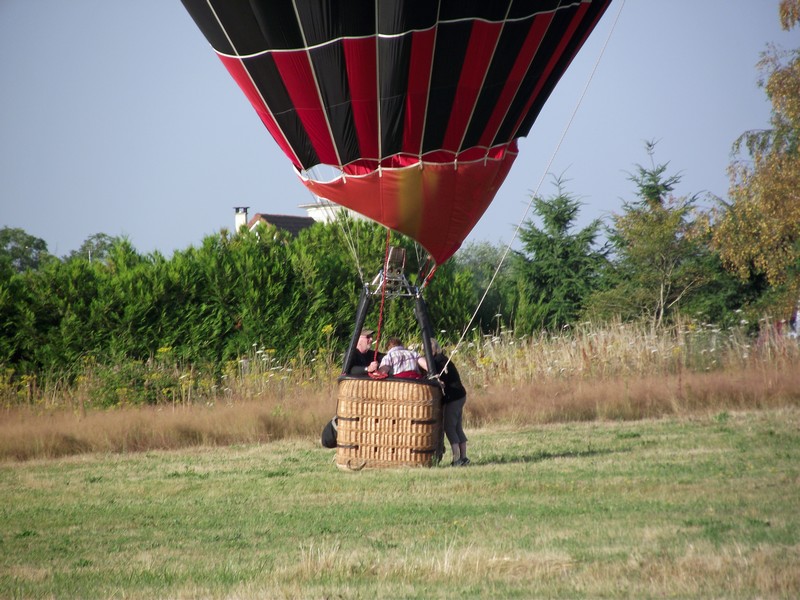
left=180, top=0, right=612, bottom=264
left=181, top=0, right=613, bottom=469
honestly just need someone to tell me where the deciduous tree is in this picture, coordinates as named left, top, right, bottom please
left=453, top=241, right=515, bottom=331
left=0, top=227, right=51, bottom=272
left=67, top=233, right=121, bottom=263
left=587, top=144, right=711, bottom=328
left=714, top=1, right=800, bottom=308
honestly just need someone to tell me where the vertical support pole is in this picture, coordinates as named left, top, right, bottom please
left=414, top=291, right=443, bottom=463
left=414, top=293, right=435, bottom=376
left=341, top=287, right=372, bottom=374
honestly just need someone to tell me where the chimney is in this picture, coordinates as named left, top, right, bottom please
left=234, top=206, right=249, bottom=232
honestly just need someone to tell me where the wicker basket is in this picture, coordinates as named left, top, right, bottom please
left=335, top=376, right=443, bottom=470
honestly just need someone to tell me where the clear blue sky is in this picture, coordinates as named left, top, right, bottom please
left=1, top=1, right=794, bottom=258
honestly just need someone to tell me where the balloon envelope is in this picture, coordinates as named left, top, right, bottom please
left=182, top=0, right=612, bottom=263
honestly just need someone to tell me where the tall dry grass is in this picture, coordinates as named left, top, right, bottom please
left=455, top=317, right=797, bottom=386
left=0, top=393, right=333, bottom=462
left=1, top=319, right=798, bottom=461
left=456, top=318, right=800, bottom=425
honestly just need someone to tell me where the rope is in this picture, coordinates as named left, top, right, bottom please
left=300, top=164, right=367, bottom=282
left=421, top=263, right=438, bottom=290
left=439, top=0, right=626, bottom=375
left=337, top=207, right=366, bottom=282
left=373, top=228, right=393, bottom=363
left=305, top=183, right=367, bottom=283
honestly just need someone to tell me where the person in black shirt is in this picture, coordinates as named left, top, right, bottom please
left=349, top=328, right=384, bottom=375
left=430, top=339, right=469, bottom=466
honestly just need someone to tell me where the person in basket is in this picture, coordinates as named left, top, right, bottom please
left=376, top=337, right=425, bottom=379
left=349, top=328, right=384, bottom=375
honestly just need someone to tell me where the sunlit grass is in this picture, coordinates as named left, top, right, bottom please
left=1, top=410, right=798, bottom=598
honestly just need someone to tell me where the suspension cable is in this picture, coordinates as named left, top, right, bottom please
left=303, top=168, right=366, bottom=283
left=372, top=228, right=393, bottom=362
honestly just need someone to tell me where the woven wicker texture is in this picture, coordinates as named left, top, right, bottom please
left=336, top=377, right=443, bottom=470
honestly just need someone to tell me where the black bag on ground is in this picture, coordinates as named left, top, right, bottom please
left=321, top=416, right=338, bottom=448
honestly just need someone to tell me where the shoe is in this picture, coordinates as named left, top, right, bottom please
left=460, top=457, right=470, bottom=466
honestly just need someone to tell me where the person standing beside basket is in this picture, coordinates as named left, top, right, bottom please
left=430, top=339, right=469, bottom=466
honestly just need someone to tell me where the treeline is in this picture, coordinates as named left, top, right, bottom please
left=459, top=161, right=780, bottom=338
left=0, top=147, right=794, bottom=406
left=0, top=222, right=472, bottom=381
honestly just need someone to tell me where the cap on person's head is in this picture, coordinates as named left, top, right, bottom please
left=360, top=328, right=375, bottom=337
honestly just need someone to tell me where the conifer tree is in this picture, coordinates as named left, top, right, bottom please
left=512, top=177, right=607, bottom=332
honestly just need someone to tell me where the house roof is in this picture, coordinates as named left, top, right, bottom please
left=247, top=213, right=316, bottom=237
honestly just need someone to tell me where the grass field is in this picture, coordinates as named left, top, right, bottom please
left=1, top=408, right=798, bottom=598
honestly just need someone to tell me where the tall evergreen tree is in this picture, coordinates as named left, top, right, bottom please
left=512, top=178, right=607, bottom=332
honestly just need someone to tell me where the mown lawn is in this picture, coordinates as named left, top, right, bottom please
left=1, top=408, right=798, bottom=598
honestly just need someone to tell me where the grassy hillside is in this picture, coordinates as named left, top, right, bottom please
left=1, top=409, right=798, bottom=598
